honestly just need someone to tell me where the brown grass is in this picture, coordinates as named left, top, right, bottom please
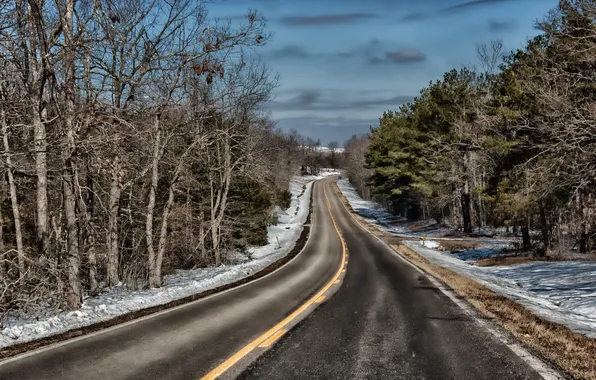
left=475, top=255, right=555, bottom=267
left=476, top=253, right=596, bottom=267
left=332, top=181, right=596, bottom=380
left=437, top=240, right=481, bottom=252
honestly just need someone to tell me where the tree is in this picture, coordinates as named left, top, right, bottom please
left=364, top=0, right=596, bottom=254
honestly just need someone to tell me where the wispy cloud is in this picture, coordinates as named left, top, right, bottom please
left=280, top=13, right=378, bottom=26
left=335, top=39, right=384, bottom=59
left=370, top=50, right=426, bottom=64
left=400, top=12, right=430, bottom=22
left=269, top=89, right=413, bottom=111
left=443, top=0, right=512, bottom=13
left=270, top=40, right=384, bottom=61
left=488, top=19, right=517, bottom=32
left=270, top=45, right=314, bottom=59
left=400, top=0, right=517, bottom=22
left=276, top=115, right=377, bottom=144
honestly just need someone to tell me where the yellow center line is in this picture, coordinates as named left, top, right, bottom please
left=199, top=181, right=347, bottom=380
left=315, top=296, right=326, bottom=303
left=258, top=329, right=287, bottom=348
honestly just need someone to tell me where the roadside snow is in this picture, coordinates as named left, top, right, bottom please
left=338, top=179, right=596, bottom=338
left=0, top=170, right=341, bottom=349
left=406, top=241, right=596, bottom=338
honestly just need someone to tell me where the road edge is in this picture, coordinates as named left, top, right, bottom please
left=0, top=180, right=319, bottom=362
left=331, top=181, right=566, bottom=380
left=199, top=179, right=348, bottom=380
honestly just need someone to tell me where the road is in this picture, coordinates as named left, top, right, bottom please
left=239, top=180, right=544, bottom=380
left=0, top=179, right=546, bottom=380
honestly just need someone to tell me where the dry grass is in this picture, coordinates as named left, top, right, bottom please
left=393, top=244, right=596, bottom=380
left=476, top=253, right=596, bottom=267
left=332, top=181, right=596, bottom=380
left=437, top=240, right=481, bottom=251
left=476, top=255, right=557, bottom=267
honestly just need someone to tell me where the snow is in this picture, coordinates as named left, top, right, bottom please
left=338, top=179, right=596, bottom=338
left=0, top=170, right=341, bottom=349
left=406, top=241, right=596, bottom=338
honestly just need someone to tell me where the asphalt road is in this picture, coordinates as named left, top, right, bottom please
left=0, top=179, right=546, bottom=380
left=0, top=179, right=343, bottom=380
left=238, top=180, right=544, bottom=380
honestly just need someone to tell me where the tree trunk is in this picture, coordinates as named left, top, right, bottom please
left=63, top=170, right=81, bottom=308
left=0, top=179, right=5, bottom=281
left=210, top=193, right=220, bottom=266
left=539, top=203, right=550, bottom=257
left=146, top=115, right=161, bottom=288
left=107, top=160, right=122, bottom=286
left=152, top=184, right=176, bottom=288
left=579, top=223, right=587, bottom=254
left=197, top=210, right=206, bottom=264
left=186, top=187, right=192, bottom=250
left=63, top=0, right=81, bottom=309
left=521, top=221, right=531, bottom=252
left=0, top=189, right=3, bottom=328
left=83, top=167, right=98, bottom=295
left=34, top=104, right=48, bottom=253
left=24, top=1, right=49, bottom=254
left=461, top=190, right=472, bottom=234
left=88, top=236, right=98, bottom=294
left=461, top=153, right=472, bottom=233
left=2, top=109, right=25, bottom=278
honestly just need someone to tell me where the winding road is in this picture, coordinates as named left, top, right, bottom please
left=0, top=179, right=550, bottom=379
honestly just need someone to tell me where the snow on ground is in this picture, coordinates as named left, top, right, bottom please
left=0, top=170, right=341, bottom=349
left=338, top=179, right=514, bottom=245
left=338, top=179, right=596, bottom=338
left=406, top=241, right=596, bottom=338
left=337, top=180, right=457, bottom=238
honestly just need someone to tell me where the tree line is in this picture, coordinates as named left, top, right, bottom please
left=360, top=0, right=595, bottom=255
left=0, top=0, right=330, bottom=323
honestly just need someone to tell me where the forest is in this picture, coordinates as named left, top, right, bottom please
left=346, top=0, right=596, bottom=256
left=0, top=0, right=340, bottom=321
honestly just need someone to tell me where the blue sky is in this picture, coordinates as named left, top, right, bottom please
left=211, top=0, right=558, bottom=145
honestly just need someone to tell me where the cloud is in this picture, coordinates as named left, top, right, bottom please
left=275, top=115, right=377, bottom=144
left=400, top=0, right=516, bottom=23
left=488, top=19, right=516, bottom=32
left=443, top=0, right=511, bottom=13
left=288, top=90, right=322, bottom=107
left=270, top=39, right=384, bottom=61
left=280, top=13, right=378, bottom=26
left=335, top=39, right=384, bottom=59
left=269, top=89, right=413, bottom=111
left=270, top=45, right=313, bottom=59
left=370, top=50, right=426, bottom=64
left=399, top=12, right=430, bottom=22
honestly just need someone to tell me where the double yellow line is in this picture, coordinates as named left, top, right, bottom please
left=200, top=181, right=347, bottom=379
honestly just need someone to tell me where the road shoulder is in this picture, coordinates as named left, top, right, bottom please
left=332, top=181, right=595, bottom=380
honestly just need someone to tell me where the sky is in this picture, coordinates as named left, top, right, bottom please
left=210, top=0, right=558, bottom=145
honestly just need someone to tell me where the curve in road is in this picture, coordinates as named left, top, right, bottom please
left=238, top=180, right=551, bottom=380
left=0, top=179, right=345, bottom=380
left=0, top=178, right=559, bottom=380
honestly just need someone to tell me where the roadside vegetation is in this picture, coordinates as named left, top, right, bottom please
left=0, top=0, right=341, bottom=326
left=346, top=0, right=596, bottom=259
